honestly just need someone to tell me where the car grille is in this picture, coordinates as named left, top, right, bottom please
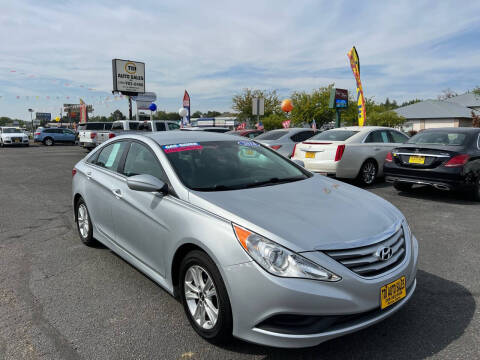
left=324, top=227, right=406, bottom=277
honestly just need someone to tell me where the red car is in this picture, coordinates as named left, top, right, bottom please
left=226, top=129, right=264, bottom=139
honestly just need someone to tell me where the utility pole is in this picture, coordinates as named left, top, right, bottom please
left=28, top=108, right=34, bottom=140
left=128, top=96, right=133, bottom=120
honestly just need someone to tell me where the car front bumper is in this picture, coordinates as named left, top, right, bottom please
left=223, top=235, right=418, bottom=348
left=2, top=139, right=29, bottom=145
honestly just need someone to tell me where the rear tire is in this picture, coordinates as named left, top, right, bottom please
left=472, top=178, right=480, bottom=202
left=393, top=182, right=413, bottom=192
left=179, top=250, right=232, bottom=344
left=75, top=198, right=97, bottom=246
left=357, top=159, right=378, bottom=186
left=43, top=137, right=54, bottom=146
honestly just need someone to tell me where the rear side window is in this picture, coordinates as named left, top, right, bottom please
left=365, top=130, right=389, bottom=143
left=94, top=142, right=128, bottom=172
left=44, top=129, right=54, bottom=133
left=389, top=130, right=409, bottom=143
left=111, top=122, right=124, bottom=130
left=139, top=122, right=153, bottom=131
left=123, top=142, right=166, bottom=181
left=255, top=130, right=288, bottom=140
left=155, top=122, right=166, bottom=131
left=291, top=130, right=314, bottom=142
left=168, top=122, right=180, bottom=130
left=310, top=130, right=358, bottom=141
left=86, top=123, right=104, bottom=130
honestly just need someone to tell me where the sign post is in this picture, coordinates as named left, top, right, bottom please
left=328, top=88, right=348, bottom=128
left=112, top=59, right=146, bottom=119
left=252, top=97, right=265, bottom=127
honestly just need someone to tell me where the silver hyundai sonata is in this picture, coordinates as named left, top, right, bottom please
left=72, top=131, right=418, bottom=348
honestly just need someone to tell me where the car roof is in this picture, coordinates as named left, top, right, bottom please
left=181, top=127, right=230, bottom=131
left=328, top=126, right=393, bottom=132
left=117, top=130, right=245, bottom=145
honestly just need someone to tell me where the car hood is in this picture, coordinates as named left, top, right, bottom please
left=2, top=132, right=25, bottom=136
left=188, top=175, right=403, bottom=252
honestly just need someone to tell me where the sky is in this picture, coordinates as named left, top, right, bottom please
left=1, top=0, right=480, bottom=120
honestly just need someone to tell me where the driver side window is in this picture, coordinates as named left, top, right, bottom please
left=123, top=142, right=166, bottom=182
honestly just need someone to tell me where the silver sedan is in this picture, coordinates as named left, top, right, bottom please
left=72, top=131, right=418, bottom=348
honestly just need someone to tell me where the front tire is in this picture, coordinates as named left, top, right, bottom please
left=393, top=182, right=413, bottom=192
left=179, top=250, right=232, bottom=344
left=357, top=159, right=378, bottom=186
left=75, top=198, right=96, bottom=246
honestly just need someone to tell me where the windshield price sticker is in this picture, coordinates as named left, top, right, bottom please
left=162, top=143, right=203, bottom=153
left=238, top=141, right=260, bottom=147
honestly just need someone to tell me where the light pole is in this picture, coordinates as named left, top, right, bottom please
left=28, top=108, right=34, bottom=140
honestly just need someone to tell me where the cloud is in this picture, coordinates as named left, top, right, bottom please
left=1, top=0, right=480, bottom=118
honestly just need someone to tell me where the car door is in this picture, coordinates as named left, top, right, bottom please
left=363, top=130, right=393, bottom=170
left=110, top=140, right=174, bottom=276
left=63, top=129, right=75, bottom=142
left=83, top=141, right=130, bottom=242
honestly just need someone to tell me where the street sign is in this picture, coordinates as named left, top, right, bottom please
left=252, top=97, right=264, bottom=116
left=133, top=92, right=157, bottom=110
left=329, top=88, right=349, bottom=109
left=112, top=59, right=145, bottom=95
left=35, top=112, right=51, bottom=121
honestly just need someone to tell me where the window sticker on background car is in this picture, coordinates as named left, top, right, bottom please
left=237, top=141, right=260, bottom=147
left=162, top=143, right=203, bottom=153
left=105, top=143, right=122, bottom=167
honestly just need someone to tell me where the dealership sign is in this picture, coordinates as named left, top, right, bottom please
left=35, top=112, right=51, bottom=121
left=112, top=59, right=145, bottom=95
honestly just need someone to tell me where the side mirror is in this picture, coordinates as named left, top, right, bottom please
left=292, top=159, right=305, bottom=167
left=127, top=174, right=168, bottom=194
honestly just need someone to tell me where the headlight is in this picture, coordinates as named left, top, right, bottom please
left=232, top=224, right=341, bottom=281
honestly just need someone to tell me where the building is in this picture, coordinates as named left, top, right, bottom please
left=394, top=93, right=480, bottom=131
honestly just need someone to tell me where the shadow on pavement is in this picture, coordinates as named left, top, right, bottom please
left=220, top=270, right=476, bottom=360
left=396, top=185, right=478, bottom=206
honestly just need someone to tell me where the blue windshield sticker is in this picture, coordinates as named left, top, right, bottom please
left=237, top=141, right=260, bottom=147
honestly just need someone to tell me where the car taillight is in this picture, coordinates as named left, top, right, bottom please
left=90, top=132, right=97, bottom=139
left=303, top=142, right=331, bottom=145
left=444, top=154, right=469, bottom=167
left=271, top=145, right=282, bottom=150
left=34, top=132, right=41, bottom=136
left=108, top=133, right=115, bottom=139
left=334, top=145, right=345, bottom=162
left=291, top=144, right=297, bottom=158
left=385, top=152, right=393, bottom=162
left=72, top=168, right=77, bottom=177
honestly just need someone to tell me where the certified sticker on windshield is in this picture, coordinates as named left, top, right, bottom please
left=238, top=141, right=260, bottom=147
left=162, top=143, right=203, bottom=153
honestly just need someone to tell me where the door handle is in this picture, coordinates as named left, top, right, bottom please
left=86, top=171, right=92, bottom=179
left=374, top=147, right=381, bottom=151
left=112, top=189, right=123, bottom=199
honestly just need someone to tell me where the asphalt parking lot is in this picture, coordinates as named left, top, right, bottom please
left=0, top=145, right=479, bottom=360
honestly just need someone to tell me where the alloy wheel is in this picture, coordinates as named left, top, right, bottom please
left=184, top=265, right=219, bottom=330
left=45, top=138, right=53, bottom=146
left=77, top=204, right=89, bottom=238
left=362, top=162, right=376, bottom=184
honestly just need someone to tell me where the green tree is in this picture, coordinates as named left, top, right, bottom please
left=290, top=85, right=336, bottom=127
left=153, top=111, right=181, bottom=121
left=204, top=110, right=221, bottom=118
left=191, top=111, right=203, bottom=118
left=108, top=109, right=126, bottom=121
left=262, top=113, right=287, bottom=130
left=400, top=99, right=422, bottom=107
left=473, top=87, right=480, bottom=97
left=366, top=110, right=406, bottom=128
left=232, top=89, right=280, bottom=121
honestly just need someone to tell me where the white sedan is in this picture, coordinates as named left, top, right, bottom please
left=291, top=126, right=409, bottom=185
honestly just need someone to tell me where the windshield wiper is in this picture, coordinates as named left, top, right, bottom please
left=191, top=184, right=239, bottom=192
left=244, top=176, right=305, bottom=189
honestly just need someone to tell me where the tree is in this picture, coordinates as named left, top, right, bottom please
left=204, top=110, right=221, bottom=118
left=366, top=110, right=406, bottom=128
left=290, top=85, right=336, bottom=127
left=232, top=89, right=280, bottom=121
left=400, top=99, right=422, bottom=107
left=191, top=111, right=203, bottom=118
left=473, top=87, right=480, bottom=97
left=262, top=113, right=287, bottom=130
left=438, top=88, right=457, bottom=100
left=472, top=110, right=480, bottom=128
left=153, top=111, right=181, bottom=121
left=108, top=109, right=126, bottom=122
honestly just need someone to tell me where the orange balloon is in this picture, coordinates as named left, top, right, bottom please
left=281, top=99, right=293, bottom=113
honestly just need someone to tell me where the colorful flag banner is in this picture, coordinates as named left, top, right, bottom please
left=347, top=46, right=366, bottom=126
left=282, top=120, right=291, bottom=129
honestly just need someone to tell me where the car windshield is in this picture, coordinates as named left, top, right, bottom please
left=309, top=130, right=358, bottom=141
left=162, top=140, right=310, bottom=191
left=407, top=131, right=468, bottom=146
left=2, top=128, right=20, bottom=133
left=255, top=130, right=288, bottom=140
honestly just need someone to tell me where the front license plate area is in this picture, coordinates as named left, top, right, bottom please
left=380, top=276, right=406, bottom=309
left=305, top=152, right=315, bottom=158
left=409, top=155, right=425, bottom=164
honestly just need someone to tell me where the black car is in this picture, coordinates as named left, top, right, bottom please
left=384, top=128, right=480, bottom=200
